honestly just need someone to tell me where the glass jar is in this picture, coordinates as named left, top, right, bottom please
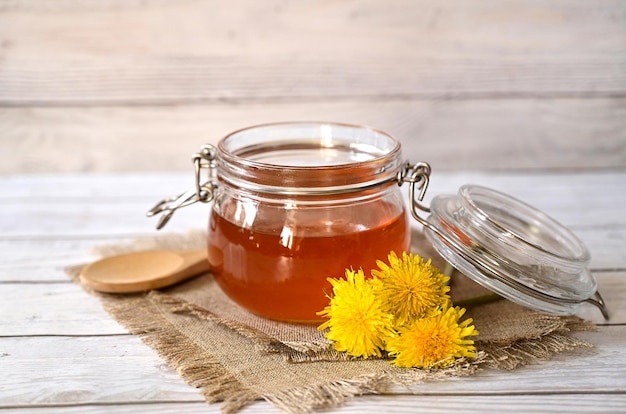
left=149, top=122, right=608, bottom=323
left=207, top=123, right=410, bottom=322
left=151, top=122, right=413, bottom=322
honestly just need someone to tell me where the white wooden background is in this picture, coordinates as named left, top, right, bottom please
left=1, top=0, right=625, bottom=173
left=1, top=1, right=626, bottom=413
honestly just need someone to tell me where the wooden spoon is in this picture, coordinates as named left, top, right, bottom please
left=79, top=249, right=210, bottom=293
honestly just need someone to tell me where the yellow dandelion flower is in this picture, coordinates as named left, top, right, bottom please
left=372, top=251, right=451, bottom=326
left=317, top=268, right=394, bottom=358
left=386, top=306, right=479, bottom=369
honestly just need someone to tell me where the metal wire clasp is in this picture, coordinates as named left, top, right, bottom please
left=147, top=144, right=218, bottom=229
left=397, top=162, right=439, bottom=231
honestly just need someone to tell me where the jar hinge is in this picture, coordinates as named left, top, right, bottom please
left=398, top=161, right=445, bottom=238
left=147, top=144, right=218, bottom=229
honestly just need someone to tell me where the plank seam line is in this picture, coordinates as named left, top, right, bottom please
left=1, top=324, right=623, bottom=339
left=1, top=90, right=626, bottom=108
left=2, top=390, right=626, bottom=410
left=377, top=390, right=626, bottom=397
left=0, top=400, right=205, bottom=410
left=0, top=333, right=131, bottom=339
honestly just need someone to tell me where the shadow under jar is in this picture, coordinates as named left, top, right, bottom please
left=206, top=123, right=410, bottom=323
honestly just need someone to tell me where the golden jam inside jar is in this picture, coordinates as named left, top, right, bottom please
left=204, top=122, right=410, bottom=323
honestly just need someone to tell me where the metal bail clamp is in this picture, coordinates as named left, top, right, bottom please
left=396, top=161, right=444, bottom=237
left=147, top=144, right=218, bottom=229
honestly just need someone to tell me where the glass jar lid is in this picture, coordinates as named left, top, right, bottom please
left=421, top=185, right=608, bottom=319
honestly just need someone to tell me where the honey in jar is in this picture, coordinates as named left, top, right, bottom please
left=208, top=195, right=409, bottom=322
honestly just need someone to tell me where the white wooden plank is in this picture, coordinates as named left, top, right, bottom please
left=2, top=56, right=625, bottom=104
left=0, top=173, right=192, bottom=199
left=4, top=171, right=624, bottom=200
left=0, top=225, right=624, bottom=284
left=3, top=172, right=626, bottom=204
left=0, top=200, right=208, bottom=237
left=0, top=271, right=621, bottom=336
left=1, top=1, right=625, bottom=104
left=4, top=172, right=626, bottom=227
left=0, top=336, right=203, bottom=407
left=1, top=327, right=625, bottom=409
left=1, top=173, right=625, bottom=234
left=1, top=100, right=625, bottom=174
left=0, top=173, right=624, bottom=272
left=0, top=283, right=128, bottom=336
left=0, top=237, right=135, bottom=282
left=5, top=395, right=626, bottom=414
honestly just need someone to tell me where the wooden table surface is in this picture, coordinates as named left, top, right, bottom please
left=1, top=172, right=626, bottom=413
left=1, top=1, right=625, bottom=413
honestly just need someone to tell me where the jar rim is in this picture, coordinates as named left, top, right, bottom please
left=218, top=121, right=402, bottom=169
left=457, top=185, right=590, bottom=263
left=215, top=121, right=404, bottom=194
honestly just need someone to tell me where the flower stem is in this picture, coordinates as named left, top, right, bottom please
left=442, top=261, right=503, bottom=307
left=455, top=293, right=503, bottom=308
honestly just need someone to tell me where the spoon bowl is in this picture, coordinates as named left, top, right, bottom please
left=80, top=249, right=210, bottom=293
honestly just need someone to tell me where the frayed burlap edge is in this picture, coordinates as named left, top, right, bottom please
left=66, top=265, right=258, bottom=413
left=264, top=373, right=386, bottom=414
left=476, top=314, right=596, bottom=370
left=258, top=350, right=487, bottom=414
left=262, top=357, right=485, bottom=414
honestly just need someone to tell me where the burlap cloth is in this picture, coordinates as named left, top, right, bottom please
left=66, top=230, right=596, bottom=413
